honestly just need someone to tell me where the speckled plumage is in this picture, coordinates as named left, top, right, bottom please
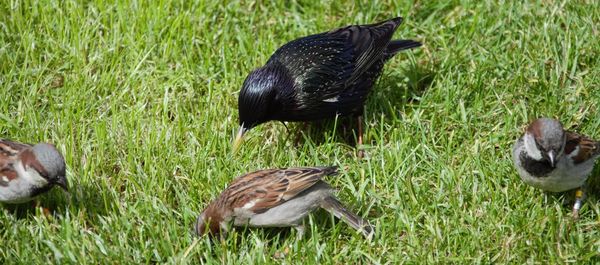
left=237, top=17, right=421, bottom=131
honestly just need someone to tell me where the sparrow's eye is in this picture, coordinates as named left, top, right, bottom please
left=534, top=140, right=545, bottom=152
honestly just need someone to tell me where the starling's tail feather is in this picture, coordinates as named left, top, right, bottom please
left=321, top=196, right=374, bottom=239
left=386, top=39, right=422, bottom=55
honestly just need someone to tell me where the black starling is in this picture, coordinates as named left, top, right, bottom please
left=234, top=17, right=421, bottom=153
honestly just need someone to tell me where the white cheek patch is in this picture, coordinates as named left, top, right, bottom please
left=567, top=146, right=580, bottom=159
left=242, top=200, right=256, bottom=210
left=234, top=199, right=260, bottom=217
left=14, top=162, right=49, bottom=187
left=524, top=133, right=543, bottom=160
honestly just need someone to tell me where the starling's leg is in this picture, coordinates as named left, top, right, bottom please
left=357, top=115, right=364, bottom=159
left=294, top=122, right=309, bottom=146
left=572, top=186, right=586, bottom=220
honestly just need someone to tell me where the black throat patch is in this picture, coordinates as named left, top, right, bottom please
left=519, top=151, right=555, bottom=177
left=29, top=185, right=53, bottom=198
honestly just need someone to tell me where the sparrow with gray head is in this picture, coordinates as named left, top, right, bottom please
left=512, top=118, right=600, bottom=218
left=0, top=139, right=68, bottom=204
left=195, top=166, right=374, bottom=239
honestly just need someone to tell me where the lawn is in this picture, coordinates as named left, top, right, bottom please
left=1, top=0, right=599, bottom=263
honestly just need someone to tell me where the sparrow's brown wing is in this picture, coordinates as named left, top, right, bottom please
left=0, top=139, right=31, bottom=155
left=222, top=166, right=338, bottom=214
left=0, top=139, right=31, bottom=186
left=564, top=131, right=600, bottom=164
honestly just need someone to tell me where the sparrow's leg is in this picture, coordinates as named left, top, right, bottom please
left=218, top=229, right=228, bottom=244
left=357, top=115, right=364, bottom=159
left=33, top=201, right=51, bottom=217
left=294, top=224, right=305, bottom=240
left=572, top=186, right=586, bottom=220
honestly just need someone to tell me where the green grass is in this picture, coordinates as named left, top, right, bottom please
left=1, top=0, right=599, bottom=263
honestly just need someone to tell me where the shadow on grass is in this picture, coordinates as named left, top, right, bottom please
left=199, top=209, right=364, bottom=249
left=582, top=167, right=600, bottom=207
left=1, top=180, right=116, bottom=220
left=539, top=167, right=600, bottom=218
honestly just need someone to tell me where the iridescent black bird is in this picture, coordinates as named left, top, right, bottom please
left=234, top=17, right=421, bottom=153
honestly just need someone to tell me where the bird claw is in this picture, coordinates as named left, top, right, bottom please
left=357, top=149, right=365, bottom=159
left=273, top=247, right=290, bottom=260
left=32, top=201, right=51, bottom=217
left=42, top=207, right=51, bottom=217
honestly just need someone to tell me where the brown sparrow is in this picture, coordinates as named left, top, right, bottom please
left=512, top=118, right=600, bottom=218
left=195, top=166, right=374, bottom=239
left=0, top=139, right=67, bottom=203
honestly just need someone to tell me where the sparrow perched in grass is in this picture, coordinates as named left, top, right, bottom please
left=195, top=166, right=373, bottom=239
left=512, top=118, right=600, bottom=218
left=0, top=139, right=67, bottom=203
left=234, top=17, right=421, bottom=155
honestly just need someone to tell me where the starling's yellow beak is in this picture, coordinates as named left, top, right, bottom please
left=233, top=126, right=246, bottom=153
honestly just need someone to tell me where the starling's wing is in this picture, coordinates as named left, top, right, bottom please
left=269, top=33, right=354, bottom=102
left=0, top=140, right=30, bottom=186
left=564, top=131, right=600, bottom=164
left=222, top=166, right=338, bottom=214
left=270, top=18, right=404, bottom=102
left=328, top=17, right=404, bottom=86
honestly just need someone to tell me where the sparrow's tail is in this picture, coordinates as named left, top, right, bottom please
left=315, top=166, right=338, bottom=176
left=320, top=196, right=374, bottom=239
left=385, top=39, right=422, bottom=55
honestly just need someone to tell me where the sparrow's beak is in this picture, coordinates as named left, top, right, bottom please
left=548, top=151, right=555, bottom=167
left=55, top=177, right=68, bottom=191
left=233, top=125, right=246, bottom=153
